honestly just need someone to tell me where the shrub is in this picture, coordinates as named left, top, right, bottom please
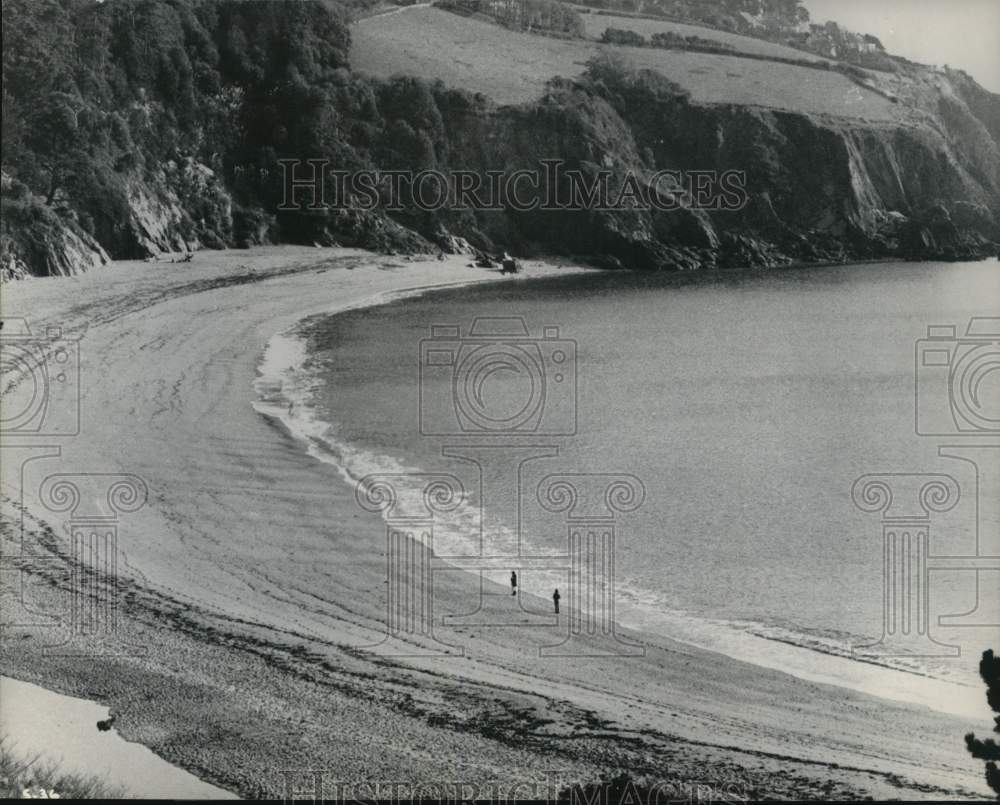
left=966, top=649, right=1000, bottom=796
left=439, top=0, right=585, bottom=37
left=0, top=735, right=128, bottom=799
left=600, top=27, right=646, bottom=46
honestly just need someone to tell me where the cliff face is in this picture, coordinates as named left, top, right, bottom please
left=0, top=176, right=111, bottom=280
left=430, top=65, right=1000, bottom=269
left=1, top=0, right=997, bottom=278
left=20, top=66, right=996, bottom=279
left=0, top=162, right=235, bottom=276
left=0, top=211, right=110, bottom=281
left=120, top=160, right=234, bottom=257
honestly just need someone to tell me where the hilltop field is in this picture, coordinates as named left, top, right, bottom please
left=573, top=6, right=832, bottom=64
left=4, top=0, right=994, bottom=279
left=350, top=4, right=902, bottom=120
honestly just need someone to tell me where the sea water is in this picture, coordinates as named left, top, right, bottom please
left=255, top=259, right=1000, bottom=716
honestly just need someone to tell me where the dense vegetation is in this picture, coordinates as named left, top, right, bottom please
left=1, top=0, right=997, bottom=277
left=601, top=26, right=734, bottom=53
left=0, top=735, right=128, bottom=799
left=1, top=0, right=486, bottom=272
left=578, top=0, right=805, bottom=37
left=576, top=0, right=898, bottom=68
left=438, top=0, right=585, bottom=36
left=966, top=649, right=1000, bottom=796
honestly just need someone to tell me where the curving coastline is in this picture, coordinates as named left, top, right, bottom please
left=251, top=285, right=985, bottom=723
left=0, top=246, right=993, bottom=799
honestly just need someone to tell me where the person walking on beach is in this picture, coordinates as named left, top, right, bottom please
left=552, top=588, right=560, bottom=614
left=510, top=571, right=517, bottom=596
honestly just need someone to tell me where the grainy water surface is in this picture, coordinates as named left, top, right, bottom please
left=261, top=259, right=1000, bottom=711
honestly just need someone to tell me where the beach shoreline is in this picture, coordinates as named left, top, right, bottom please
left=251, top=277, right=986, bottom=723
left=0, top=246, right=992, bottom=799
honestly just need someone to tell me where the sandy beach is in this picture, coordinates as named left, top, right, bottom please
left=0, top=246, right=992, bottom=800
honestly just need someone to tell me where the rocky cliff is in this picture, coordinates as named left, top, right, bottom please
left=394, top=59, right=1000, bottom=269
left=1, top=175, right=111, bottom=281
left=1, top=0, right=997, bottom=278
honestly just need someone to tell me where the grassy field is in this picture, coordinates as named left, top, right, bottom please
left=575, top=7, right=832, bottom=64
left=350, top=6, right=901, bottom=120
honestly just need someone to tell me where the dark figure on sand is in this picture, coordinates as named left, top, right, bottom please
left=553, top=588, right=560, bottom=614
left=500, top=252, right=520, bottom=274
left=510, top=570, right=517, bottom=595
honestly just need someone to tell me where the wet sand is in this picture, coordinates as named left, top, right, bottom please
left=0, top=246, right=991, bottom=799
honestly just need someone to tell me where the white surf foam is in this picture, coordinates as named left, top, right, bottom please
left=252, top=319, right=984, bottom=724
left=611, top=581, right=983, bottom=720
left=252, top=322, right=493, bottom=561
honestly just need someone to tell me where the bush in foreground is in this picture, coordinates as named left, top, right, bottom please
left=0, top=736, right=127, bottom=799
left=965, top=649, right=1000, bottom=796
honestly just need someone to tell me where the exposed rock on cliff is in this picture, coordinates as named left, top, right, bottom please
left=1, top=0, right=996, bottom=278
left=122, top=160, right=233, bottom=257
left=427, top=62, right=999, bottom=269
left=1, top=177, right=110, bottom=280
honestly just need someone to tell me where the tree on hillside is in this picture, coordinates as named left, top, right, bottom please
left=31, top=92, right=93, bottom=204
left=966, top=649, right=1000, bottom=797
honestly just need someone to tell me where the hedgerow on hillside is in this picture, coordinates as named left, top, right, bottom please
left=2, top=0, right=998, bottom=276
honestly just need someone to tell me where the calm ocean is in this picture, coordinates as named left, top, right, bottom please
left=256, top=259, right=1000, bottom=709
